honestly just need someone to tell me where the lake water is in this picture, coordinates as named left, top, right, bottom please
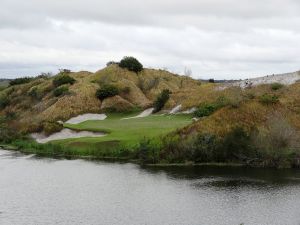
left=0, top=149, right=300, bottom=225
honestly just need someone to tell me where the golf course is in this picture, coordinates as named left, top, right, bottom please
left=43, top=113, right=194, bottom=157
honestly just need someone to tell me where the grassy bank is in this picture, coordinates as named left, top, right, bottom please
left=3, top=113, right=193, bottom=159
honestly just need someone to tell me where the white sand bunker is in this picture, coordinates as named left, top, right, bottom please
left=169, top=105, right=196, bottom=114
left=65, top=114, right=107, bottom=124
left=122, top=108, right=154, bottom=120
left=31, top=129, right=106, bottom=144
left=169, top=105, right=182, bottom=114
left=181, top=107, right=197, bottom=114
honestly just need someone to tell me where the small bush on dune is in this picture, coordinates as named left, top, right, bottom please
left=160, top=134, right=186, bottom=163
left=10, top=77, right=33, bottom=86
left=139, top=139, right=151, bottom=163
left=252, top=114, right=300, bottom=168
left=53, top=86, right=69, bottom=97
left=194, top=96, right=229, bottom=118
left=0, top=95, right=9, bottom=109
left=28, top=85, right=51, bottom=100
left=259, top=94, right=279, bottom=105
left=191, top=134, right=218, bottom=162
left=194, top=103, right=217, bottom=118
left=0, top=116, right=22, bottom=143
left=153, top=89, right=171, bottom=113
left=221, top=127, right=254, bottom=161
left=96, top=84, right=119, bottom=100
left=271, top=83, right=284, bottom=91
left=28, top=87, right=38, bottom=98
left=59, top=69, right=71, bottom=74
left=119, top=56, right=143, bottom=73
left=28, top=87, right=45, bottom=100
left=106, top=61, right=119, bottom=67
left=37, top=72, right=53, bottom=79
left=53, top=75, right=75, bottom=87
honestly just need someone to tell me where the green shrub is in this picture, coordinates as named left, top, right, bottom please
left=160, top=134, right=186, bottom=163
left=96, top=84, right=119, bottom=100
left=59, top=69, right=71, bottom=74
left=259, top=94, right=279, bottom=105
left=28, top=86, right=48, bottom=100
left=28, top=87, right=38, bottom=98
left=138, top=138, right=153, bottom=164
left=251, top=114, right=299, bottom=168
left=37, top=72, right=52, bottom=79
left=221, top=127, right=253, bottom=161
left=119, top=56, right=143, bottom=73
left=0, top=95, right=9, bottom=109
left=0, top=116, right=21, bottom=143
left=53, top=75, right=75, bottom=87
left=191, top=134, right=218, bottom=162
left=53, top=86, right=69, bottom=97
left=194, top=96, right=229, bottom=118
left=4, top=110, right=16, bottom=120
left=194, top=103, right=218, bottom=117
left=106, top=61, right=119, bottom=67
left=271, top=83, right=284, bottom=91
left=10, top=77, right=33, bottom=86
left=153, top=89, right=171, bottom=113
left=208, top=78, right=215, bottom=83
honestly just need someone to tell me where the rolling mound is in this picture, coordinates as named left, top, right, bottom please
left=0, top=65, right=201, bottom=133
left=2, top=65, right=300, bottom=138
left=1, top=65, right=300, bottom=167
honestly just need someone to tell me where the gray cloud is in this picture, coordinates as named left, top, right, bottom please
left=0, top=0, right=300, bottom=79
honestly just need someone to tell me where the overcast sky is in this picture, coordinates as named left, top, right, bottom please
left=1, top=0, right=300, bottom=79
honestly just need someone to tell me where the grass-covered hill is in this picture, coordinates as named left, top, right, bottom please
left=1, top=59, right=300, bottom=168
left=0, top=64, right=200, bottom=133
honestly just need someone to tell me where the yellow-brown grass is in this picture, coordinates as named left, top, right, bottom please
left=2, top=64, right=300, bottom=137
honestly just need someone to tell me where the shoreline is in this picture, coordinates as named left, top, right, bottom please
left=1, top=145, right=299, bottom=169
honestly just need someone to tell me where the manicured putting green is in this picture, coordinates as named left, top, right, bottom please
left=59, top=113, right=193, bottom=148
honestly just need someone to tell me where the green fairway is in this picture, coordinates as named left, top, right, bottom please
left=60, top=113, right=192, bottom=150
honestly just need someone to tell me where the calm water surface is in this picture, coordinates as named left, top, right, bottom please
left=0, top=149, right=300, bottom=225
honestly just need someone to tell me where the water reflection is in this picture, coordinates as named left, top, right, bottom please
left=0, top=149, right=300, bottom=225
left=142, top=165, right=300, bottom=187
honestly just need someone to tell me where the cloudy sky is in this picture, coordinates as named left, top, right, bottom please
left=1, top=0, right=300, bottom=79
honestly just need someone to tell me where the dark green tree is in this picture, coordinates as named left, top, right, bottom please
left=53, top=75, right=75, bottom=87
left=153, top=89, right=171, bottom=113
left=96, top=84, right=119, bottom=100
left=119, top=56, right=143, bottom=73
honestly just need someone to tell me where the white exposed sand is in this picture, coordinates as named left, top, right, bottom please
left=31, top=129, right=106, bottom=144
left=122, top=108, right=154, bottom=120
left=169, top=105, right=182, bottom=114
left=181, top=107, right=197, bottom=114
left=65, top=114, right=107, bottom=124
left=169, top=105, right=196, bottom=114
left=221, top=71, right=300, bottom=89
